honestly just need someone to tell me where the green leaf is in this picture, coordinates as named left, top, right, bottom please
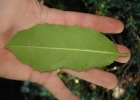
left=5, top=23, right=123, bottom=72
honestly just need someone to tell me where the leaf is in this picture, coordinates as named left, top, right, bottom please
left=5, top=23, right=123, bottom=72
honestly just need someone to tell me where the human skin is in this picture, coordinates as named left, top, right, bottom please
left=0, top=0, right=130, bottom=100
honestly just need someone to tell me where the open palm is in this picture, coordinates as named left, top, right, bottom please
left=0, top=0, right=130, bottom=100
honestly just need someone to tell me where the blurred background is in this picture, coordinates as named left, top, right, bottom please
left=0, top=0, right=140, bottom=100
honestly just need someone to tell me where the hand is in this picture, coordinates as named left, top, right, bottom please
left=0, top=0, right=130, bottom=100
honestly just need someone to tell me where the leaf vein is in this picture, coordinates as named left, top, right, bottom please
left=6, top=46, right=120, bottom=56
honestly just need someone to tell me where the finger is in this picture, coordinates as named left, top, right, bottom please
left=62, top=68, right=117, bottom=89
left=115, top=44, right=131, bottom=63
left=28, top=70, right=80, bottom=100
left=39, top=6, right=124, bottom=33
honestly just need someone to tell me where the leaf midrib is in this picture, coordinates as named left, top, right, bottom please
left=6, top=46, right=120, bottom=56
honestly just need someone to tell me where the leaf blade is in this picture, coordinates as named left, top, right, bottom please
left=5, top=23, right=120, bottom=72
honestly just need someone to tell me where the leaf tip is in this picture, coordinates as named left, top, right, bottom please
left=119, top=52, right=130, bottom=57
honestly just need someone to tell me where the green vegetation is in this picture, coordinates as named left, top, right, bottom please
left=5, top=23, right=121, bottom=72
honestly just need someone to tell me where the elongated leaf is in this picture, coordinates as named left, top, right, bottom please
left=5, top=23, right=122, bottom=72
